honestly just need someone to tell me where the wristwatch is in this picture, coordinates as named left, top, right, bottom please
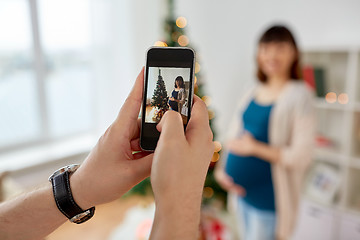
left=48, top=164, right=95, bottom=224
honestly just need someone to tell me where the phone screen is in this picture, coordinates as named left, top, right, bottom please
left=140, top=47, right=195, bottom=151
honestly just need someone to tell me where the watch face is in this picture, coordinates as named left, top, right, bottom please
left=48, top=164, right=80, bottom=182
left=70, top=208, right=95, bottom=224
left=70, top=211, right=90, bottom=223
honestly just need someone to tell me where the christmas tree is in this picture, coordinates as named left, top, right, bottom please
left=130, top=0, right=226, bottom=207
left=151, top=69, right=169, bottom=122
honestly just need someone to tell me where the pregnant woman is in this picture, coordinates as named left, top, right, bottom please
left=215, top=25, right=315, bottom=240
left=168, top=76, right=186, bottom=113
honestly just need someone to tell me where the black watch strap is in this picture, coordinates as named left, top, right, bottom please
left=51, top=171, right=95, bottom=224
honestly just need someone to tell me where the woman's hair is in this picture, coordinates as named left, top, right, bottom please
left=174, top=76, right=185, bottom=88
left=256, top=25, right=302, bottom=82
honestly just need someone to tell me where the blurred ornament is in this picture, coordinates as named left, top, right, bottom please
left=153, top=41, right=167, bottom=47
left=194, top=84, right=199, bottom=94
left=178, top=35, right=189, bottom=46
left=211, top=152, right=220, bottom=163
left=195, top=62, right=201, bottom=73
left=208, top=110, right=215, bottom=119
left=135, top=219, right=153, bottom=240
left=325, top=92, right=336, bottom=103
left=213, top=141, right=222, bottom=152
left=200, top=207, right=234, bottom=240
left=109, top=203, right=155, bottom=240
left=338, top=93, right=349, bottom=104
left=203, top=187, right=214, bottom=198
left=176, top=16, right=187, bottom=28
left=202, top=95, right=212, bottom=106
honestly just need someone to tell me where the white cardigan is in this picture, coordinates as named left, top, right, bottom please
left=223, top=81, right=315, bottom=240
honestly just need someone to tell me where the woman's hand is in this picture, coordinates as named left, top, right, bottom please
left=169, top=97, right=175, bottom=101
left=214, top=168, right=245, bottom=196
left=228, top=132, right=258, bottom=156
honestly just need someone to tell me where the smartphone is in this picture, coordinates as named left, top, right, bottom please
left=140, top=47, right=195, bottom=151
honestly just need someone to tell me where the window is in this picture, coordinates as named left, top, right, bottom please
left=38, top=0, right=94, bottom=137
left=0, top=0, right=94, bottom=150
left=0, top=0, right=40, bottom=147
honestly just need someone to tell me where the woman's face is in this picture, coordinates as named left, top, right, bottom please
left=175, top=80, right=179, bottom=88
left=257, top=42, right=296, bottom=79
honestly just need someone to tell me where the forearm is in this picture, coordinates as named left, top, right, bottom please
left=150, top=193, right=202, bottom=239
left=0, top=184, right=66, bottom=240
left=253, top=141, right=281, bottom=164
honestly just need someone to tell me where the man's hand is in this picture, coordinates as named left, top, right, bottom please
left=70, top=68, right=153, bottom=209
left=0, top=68, right=213, bottom=240
left=150, top=95, right=214, bottom=239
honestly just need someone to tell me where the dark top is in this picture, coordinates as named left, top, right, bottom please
left=168, top=90, right=179, bottom=111
left=225, top=99, right=275, bottom=210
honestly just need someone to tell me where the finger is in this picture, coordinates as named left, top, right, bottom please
left=226, top=139, right=233, bottom=146
left=222, top=175, right=236, bottom=189
left=232, top=185, right=246, bottom=196
left=216, top=171, right=233, bottom=189
left=131, top=153, right=154, bottom=177
left=220, top=179, right=233, bottom=190
left=243, top=130, right=252, bottom=136
left=130, top=138, right=142, bottom=151
left=189, top=95, right=209, bottom=123
left=185, top=95, right=213, bottom=144
left=156, top=110, right=186, bottom=141
left=114, top=67, right=144, bottom=130
left=132, top=151, right=152, bottom=160
left=129, top=118, right=141, bottom=141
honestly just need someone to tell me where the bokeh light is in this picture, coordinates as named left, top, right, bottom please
left=195, top=62, right=201, bottom=73
left=177, top=35, right=189, bottom=46
left=325, top=92, right=337, bottom=103
left=201, top=95, right=212, bottom=106
left=213, top=141, right=222, bottom=152
left=211, top=152, right=220, bottom=162
left=194, top=84, right=198, bottom=94
left=203, top=187, right=214, bottom=199
left=208, top=110, right=215, bottom=120
left=176, top=16, right=187, bottom=28
left=153, top=41, right=167, bottom=47
left=338, top=93, right=349, bottom=104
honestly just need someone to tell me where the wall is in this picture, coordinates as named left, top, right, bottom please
left=95, top=0, right=360, bottom=141
left=90, top=0, right=165, bottom=133
left=173, top=0, right=360, bottom=141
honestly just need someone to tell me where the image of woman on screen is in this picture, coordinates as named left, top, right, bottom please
left=168, top=76, right=186, bottom=113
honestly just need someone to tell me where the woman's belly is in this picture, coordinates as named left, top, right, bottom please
left=225, top=152, right=272, bottom=189
left=168, top=100, right=178, bottom=110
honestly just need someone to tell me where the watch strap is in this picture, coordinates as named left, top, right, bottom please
left=51, top=170, right=95, bottom=223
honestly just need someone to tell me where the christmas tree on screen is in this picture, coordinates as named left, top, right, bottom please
left=151, top=69, right=169, bottom=122
left=130, top=0, right=226, bottom=206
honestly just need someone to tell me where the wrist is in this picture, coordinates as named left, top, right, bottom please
left=154, top=188, right=203, bottom=216
left=70, top=171, right=94, bottom=210
left=154, top=192, right=202, bottom=234
left=252, top=140, right=261, bottom=155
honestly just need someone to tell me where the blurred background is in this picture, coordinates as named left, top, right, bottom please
left=1, top=0, right=360, bottom=239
